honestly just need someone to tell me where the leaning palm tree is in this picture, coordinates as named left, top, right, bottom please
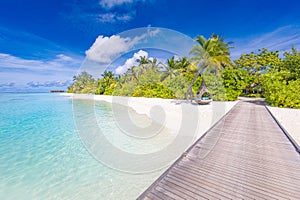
left=185, top=34, right=233, bottom=101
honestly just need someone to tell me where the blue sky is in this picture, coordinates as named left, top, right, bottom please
left=1, top=0, right=300, bottom=92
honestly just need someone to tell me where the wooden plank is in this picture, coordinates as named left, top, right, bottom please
left=159, top=178, right=208, bottom=200
left=166, top=169, right=253, bottom=200
left=137, top=100, right=300, bottom=200
left=175, top=163, right=299, bottom=199
left=182, top=158, right=300, bottom=191
left=148, top=189, right=175, bottom=200
left=169, top=166, right=270, bottom=200
left=164, top=173, right=233, bottom=199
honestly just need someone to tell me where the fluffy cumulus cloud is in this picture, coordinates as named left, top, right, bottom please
left=99, top=0, right=135, bottom=9
left=85, top=29, right=160, bottom=63
left=86, top=35, right=139, bottom=63
left=26, top=80, right=72, bottom=88
left=115, top=50, right=149, bottom=74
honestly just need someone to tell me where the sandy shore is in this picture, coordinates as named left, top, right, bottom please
left=63, top=93, right=300, bottom=198
left=267, top=106, right=300, bottom=149
left=69, top=94, right=238, bottom=143
left=64, top=93, right=300, bottom=150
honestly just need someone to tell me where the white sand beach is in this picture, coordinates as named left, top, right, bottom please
left=65, top=93, right=300, bottom=150
left=267, top=106, right=300, bottom=148
left=67, top=93, right=240, bottom=195
left=62, top=94, right=300, bottom=198
left=70, top=94, right=238, bottom=143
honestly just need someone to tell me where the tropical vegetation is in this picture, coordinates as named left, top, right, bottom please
left=67, top=35, right=300, bottom=109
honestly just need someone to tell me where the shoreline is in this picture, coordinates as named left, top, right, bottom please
left=68, top=93, right=239, bottom=143
left=63, top=93, right=300, bottom=198
left=65, top=93, right=300, bottom=150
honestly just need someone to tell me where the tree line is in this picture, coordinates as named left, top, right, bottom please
left=68, top=34, right=300, bottom=108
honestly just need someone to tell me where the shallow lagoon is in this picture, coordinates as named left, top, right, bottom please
left=0, top=93, right=165, bottom=200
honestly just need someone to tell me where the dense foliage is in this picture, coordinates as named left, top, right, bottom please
left=261, top=47, right=300, bottom=108
left=132, top=83, right=175, bottom=98
left=221, top=66, right=247, bottom=101
left=67, top=71, right=96, bottom=93
left=67, top=35, right=300, bottom=108
left=233, top=47, right=300, bottom=108
left=186, top=34, right=233, bottom=100
left=233, top=48, right=282, bottom=96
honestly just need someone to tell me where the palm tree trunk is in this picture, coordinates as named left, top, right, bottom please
left=185, top=63, right=206, bottom=101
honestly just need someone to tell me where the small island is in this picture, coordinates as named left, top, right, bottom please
left=50, top=90, right=65, bottom=93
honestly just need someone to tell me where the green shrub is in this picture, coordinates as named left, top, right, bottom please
left=132, top=83, right=175, bottom=99
left=263, top=70, right=300, bottom=108
left=112, top=82, right=137, bottom=96
left=95, top=77, right=116, bottom=95
left=182, top=72, right=203, bottom=95
left=202, top=72, right=226, bottom=101
left=70, top=71, right=96, bottom=93
left=222, top=66, right=247, bottom=100
left=163, top=75, right=190, bottom=99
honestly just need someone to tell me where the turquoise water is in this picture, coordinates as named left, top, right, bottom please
left=0, top=93, right=164, bottom=200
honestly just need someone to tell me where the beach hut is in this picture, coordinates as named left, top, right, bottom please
left=195, top=79, right=212, bottom=105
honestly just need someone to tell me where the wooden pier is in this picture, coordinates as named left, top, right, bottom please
left=138, top=99, right=300, bottom=200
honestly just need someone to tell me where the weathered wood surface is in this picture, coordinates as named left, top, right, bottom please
left=138, top=99, right=300, bottom=200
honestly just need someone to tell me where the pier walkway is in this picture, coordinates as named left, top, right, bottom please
left=138, top=99, right=300, bottom=200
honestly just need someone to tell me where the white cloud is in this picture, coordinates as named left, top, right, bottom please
left=98, top=0, right=148, bottom=23
left=173, top=55, right=181, bottom=61
left=0, top=53, right=82, bottom=91
left=116, top=14, right=133, bottom=22
left=98, top=13, right=133, bottom=23
left=231, top=25, right=300, bottom=59
left=85, top=35, right=134, bottom=63
left=115, top=50, right=149, bottom=74
left=98, top=13, right=116, bottom=23
left=85, top=29, right=160, bottom=63
left=0, top=82, right=15, bottom=87
left=0, top=53, right=80, bottom=72
left=26, top=80, right=72, bottom=88
left=56, top=54, right=75, bottom=61
left=100, top=0, right=134, bottom=9
left=86, top=35, right=139, bottom=63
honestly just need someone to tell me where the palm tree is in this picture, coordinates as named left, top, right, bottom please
left=176, top=56, right=190, bottom=71
left=135, top=56, right=152, bottom=75
left=149, top=58, right=158, bottom=70
left=161, top=57, right=179, bottom=81
left=101, top=70, right=114, bottom=79
left=185, top=34, right=233, bottom=100
left=136, top=56, right=149, bottom=64
left=167, top=56, right=177, bottom=68
left=126, top=66, right=139, bottom=81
